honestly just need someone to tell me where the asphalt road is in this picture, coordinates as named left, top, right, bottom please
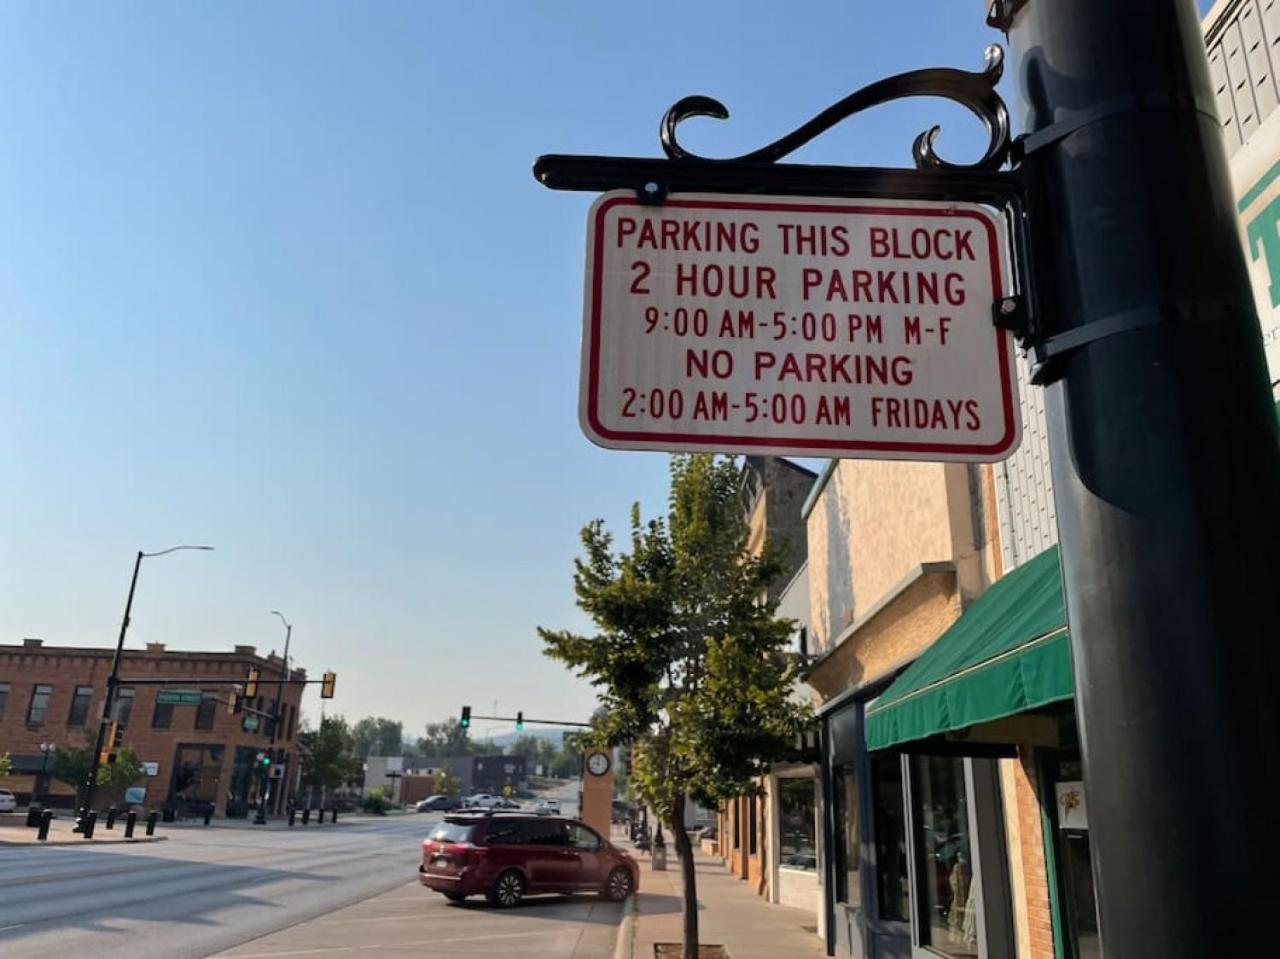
left=0, top=816, right=444, bottom=959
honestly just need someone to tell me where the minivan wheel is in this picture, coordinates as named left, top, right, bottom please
left=603, top=867, right=633, bottom=902
left=490, top=869, right=525, bottom=907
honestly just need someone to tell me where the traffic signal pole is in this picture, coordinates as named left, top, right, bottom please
left=1003, top=1, right=1280, bottom=954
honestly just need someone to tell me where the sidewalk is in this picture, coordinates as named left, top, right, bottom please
left=0, top=811, right=167, bottom=845
left=620, top=839, right=826, bottom=959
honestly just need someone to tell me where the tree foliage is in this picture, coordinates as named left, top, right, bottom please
left=299, top=716, right=361, bottom=790
left=0, top=753, right=10, bottom=778
left=350, top=716, right=404, bottom=759
left=540, top=454, right=810, bottom=958
left=434, top=763, right=462, bottom=796
left=416, top=719, right=499, bottom=757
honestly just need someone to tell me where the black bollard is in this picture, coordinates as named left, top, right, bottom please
left=125, top=811, right=137, bottom=838
left=317, top=808, right=325, bottom=824
left=288, top=808, right=296, bottom=827
left=82, top=811, right=97, bottom=839
left=37, top=810, right=52, bottom=842
left=330, top=809, right=337, bottom=824
left=106, top=806, right=117, bottom=830
left=203, top=808, right=212, bottom=826
left=26, top=805, right=42, bottom=828
left=302, top=808, right=310, bottom=825
left=145, top=811, right=157, bottom=836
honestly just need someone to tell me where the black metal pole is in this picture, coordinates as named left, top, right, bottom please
left=1006, top=2, right=1280, bottom=955
left=77, top=550, right=143, bottom=831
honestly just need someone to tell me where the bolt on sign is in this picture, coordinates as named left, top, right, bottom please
left=579, top=192, right=1020, bottom=461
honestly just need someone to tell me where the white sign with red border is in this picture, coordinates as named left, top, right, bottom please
left=579, top=191, right=1020, bottom=462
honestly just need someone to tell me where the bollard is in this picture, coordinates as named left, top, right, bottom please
left=38, top=810, right=52, bottom=842
left=288, top=808, right=296, bottom=827
left=203, top=808, right=212, bottom=826
left=330, top=809, right=337, bottom=823
left=106, top=806, right=117, bottom=830
left=26, top=805, right=42, bottom=828
left=146, top=811, right=157, bottom=836
left=83, top=811, right=97, bottom=840
left=125, top=811, right=137, bottom=838
left=317, top=809, right=325, bottom=824
left=302, top=808, right=310, bottom=825
left=162, top=806, right=176, bottom=823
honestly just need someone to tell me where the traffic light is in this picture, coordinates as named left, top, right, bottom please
left=460, top=705, right=471, bottom=728
left=516, top=711, right=524, bottom=731
left=227, top=684, right=243, bottom=715
left=244, top=666, right=261, bottom=699
left=259, top=752, right=272, bottom=768
left=101, top=720, right=123, bottom=765
left=320, top=671, right=336, bottom=699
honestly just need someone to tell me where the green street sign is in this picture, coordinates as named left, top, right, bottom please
left=243, top=714, right=260, bottom=731
left=157, top=690, right=204, bottom=706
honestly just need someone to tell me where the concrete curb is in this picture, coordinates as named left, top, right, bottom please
left=613, top=893, right=638, bottom=959
left=0, top=835, right=169, bottom=850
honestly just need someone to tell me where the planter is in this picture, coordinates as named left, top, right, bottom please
left=654, top=946, right=729, bottom=959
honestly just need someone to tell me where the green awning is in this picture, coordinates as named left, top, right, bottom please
left=865, top=545, right=1073, bottom=751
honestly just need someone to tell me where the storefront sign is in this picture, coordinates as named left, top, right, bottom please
left=579, top=192, right=1020, bottom=461
left=1055, top=780, right=1088, bottom=830
left=124, top=786, right=147, bottom=804
left=142, top=761, right=160, bottom=776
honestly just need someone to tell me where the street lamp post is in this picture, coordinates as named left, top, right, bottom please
left=38, top=743, right=56, bottom=805
left=255, top=610, right=293, bottom=824
left=75, top=545, right=213, bottom=832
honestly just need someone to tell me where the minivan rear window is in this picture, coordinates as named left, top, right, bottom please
left=429, top=822, right=475, bottom=843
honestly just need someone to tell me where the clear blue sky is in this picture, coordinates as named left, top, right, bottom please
left=0, top=2, right=1214, bottom=739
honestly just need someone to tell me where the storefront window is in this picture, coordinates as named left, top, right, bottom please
left=834, top=764, right=861, bottom=907
left=915, top=756, right=978, bottom=958
left=872, top=755, right=910, bottom=923
left=778, top=778, right=817, bottom=871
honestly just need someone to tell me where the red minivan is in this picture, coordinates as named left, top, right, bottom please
left=418, top=812, right=638, bottom=906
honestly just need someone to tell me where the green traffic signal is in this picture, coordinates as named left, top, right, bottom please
left=460, top=705, right=471, bottom=728
left=516, top=711, right=524, bottom=731
left=260, top=753, right=271, bottom=767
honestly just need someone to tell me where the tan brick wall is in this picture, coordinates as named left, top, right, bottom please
left=0, top=641, right=305, bottom=814
left=1015, top=749, right=1057, bottom=959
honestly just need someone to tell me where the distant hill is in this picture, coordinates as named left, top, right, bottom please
left=486, top=727, right=578, bottom=748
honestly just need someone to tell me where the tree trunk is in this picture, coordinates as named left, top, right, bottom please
left=668, top=804, right=699, bottom=959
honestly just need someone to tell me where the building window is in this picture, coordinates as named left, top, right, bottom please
left=195, top=692, right=217, bottom=730
left=778, top=778, right=817, bottom=871
left=872, top=754, right=909, bottom=923
left=67, top=685, right=93, bottom=726
left=27, top=684, right=53, bottom=725
left=748, top=796, right=758, bottom=855
left=798, top=625, right=809, bottom=658
left=914, top=755, right=978, bottom=957
left=152, top=698, right=174, bottom=729
left=1, top=681, right=12, bottom=720
left=732, top=800, right=741, bottom=849
left=113, top=687, right=135, bottom=726
left=834, top=763, right=861, bottom=907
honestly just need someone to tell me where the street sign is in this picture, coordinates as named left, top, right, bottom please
left=157, top=690, right=204, bottom=706
left=142, top=762, right=160, bottom=776
left=579, top=191, right=1020, bottom=462
left=243, top=714, right=260, bottom=731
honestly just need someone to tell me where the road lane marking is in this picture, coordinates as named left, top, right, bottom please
left=224, top=930, right=562, bottom=957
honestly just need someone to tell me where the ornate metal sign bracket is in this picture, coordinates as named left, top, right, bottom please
left=534, top=44, right=1041, bottom=364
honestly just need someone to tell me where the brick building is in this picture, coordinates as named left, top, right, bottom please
left=0, top=638, right=305, bottom=818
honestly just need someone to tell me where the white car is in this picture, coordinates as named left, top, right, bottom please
left=0, top=789, right=17, bottom=813
left=463, top=793, right=499, bottom=810
left=534, top=799, right=561, bottom=816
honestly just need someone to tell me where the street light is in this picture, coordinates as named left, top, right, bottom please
left=255, top=609, right=293, bottom=824
left=76, top=544, right=214, bottom=831
left=38, top=743, right=56, bottom=806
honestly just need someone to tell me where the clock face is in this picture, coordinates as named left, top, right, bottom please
left=587, top=752, right=610, bottom=776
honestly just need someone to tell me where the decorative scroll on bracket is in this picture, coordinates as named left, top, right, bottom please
left=660, top=45, right=1012, bottom=172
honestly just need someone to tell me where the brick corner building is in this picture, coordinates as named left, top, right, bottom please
left=0, top=638, right=305, bottom=817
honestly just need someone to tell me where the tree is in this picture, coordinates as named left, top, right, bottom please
left=416, top=719, right=500, bottom=757
left=51, top=733, right=94, bottom=792
left=434, top=763, right=462, bottom=797
left=299, top=716, right=360, bottom=796
left=0, top=753, right=10, bottom=778
left=508, top=735, right=545, bottom=762
left=540, top=454, right=810, bottom=959
left=99, top=748, right=143, bottom=794
left=350, top=717, right=404, bottom=759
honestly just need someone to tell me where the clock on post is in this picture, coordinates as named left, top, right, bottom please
left=580, top=749, right=614, bottom=835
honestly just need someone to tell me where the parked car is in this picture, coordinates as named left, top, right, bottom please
left=417, top=795, right=462, bottom=813
left=0, top=789, right=16, bottom=813
left=495, top=797, right=520, bottom=809
left=418, top=813, right=638, bottom=906
left=462, top=793, right=499, bottom=810
left=534, top=799, right=561, bottom=816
